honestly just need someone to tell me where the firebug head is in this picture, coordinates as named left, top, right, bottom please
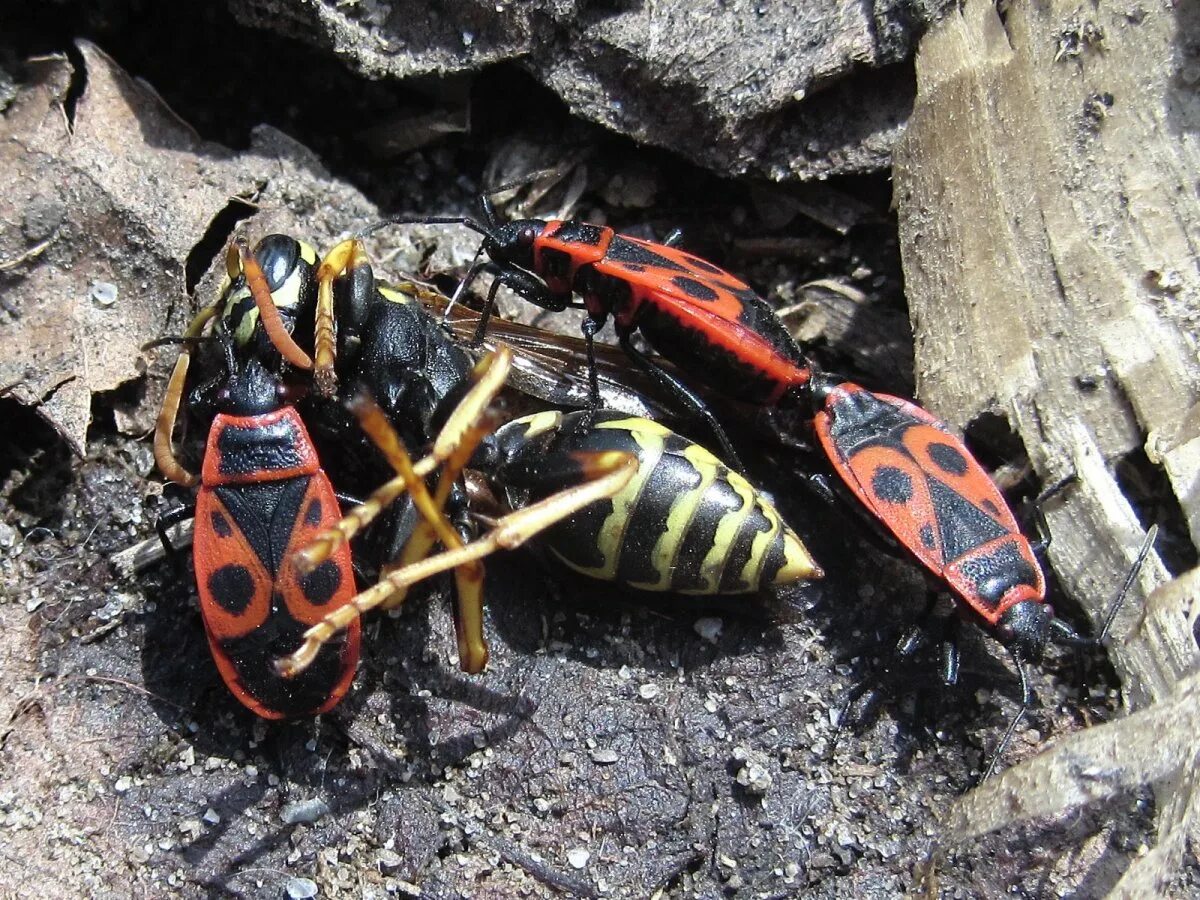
left=994, top=599, right=1054, bottom=661
left=485, top=219, right=544, bottom=270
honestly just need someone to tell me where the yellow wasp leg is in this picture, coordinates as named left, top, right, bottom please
left=276, top=449, right=635, bottom=678
left=293, top=347, right=512, bottom=572
left=311, top=238, right=372, bottom=396
left=151, top=303, right=222, bottom=487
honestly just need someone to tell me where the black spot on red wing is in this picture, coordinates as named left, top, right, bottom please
left=209, top=564, right=256, bottom=614
left=929, top=478, right=1011, bottom=561
left=299, top=560, right=343, bottom=606
left=303, top=498, right=323, bottom=527
left=623, top=263, right=647, bottom=272
left=927, top=441, right=970, bottom=476
left=871, top=466, right=913, bottom=504
left=606, top=236, right=687, bottom=271
left=671, top=275, right=720, bottom=302
left=682, top=253, right=725, bottom=275
left=550, top=221, right=605, bottom=246
left=982, top=499, right=1001, bottom=516
left=217, top=597, right=354, bottom=716
left=211, top=511, right=233, bottom=537
left=919, top=523, right=936, bottom=549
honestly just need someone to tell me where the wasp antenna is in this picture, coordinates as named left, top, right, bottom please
left=1097, top=523, right=1159, bottom=643
left=225, top=239, right=243, bottom=279
left=141, top=334, right=215, bottom=353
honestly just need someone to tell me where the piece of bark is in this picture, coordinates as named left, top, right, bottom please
left=894, top=1, right=1200, bottom=890
left=0, top=41, right=381, bottom=454
left=233, top=0, right=934, bottom=180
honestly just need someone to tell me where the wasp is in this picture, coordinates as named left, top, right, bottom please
left=152, top=234, right=818, bottom=708
left=276, top=350, right=818, bottom=679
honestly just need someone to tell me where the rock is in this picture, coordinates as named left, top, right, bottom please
left=233, top=0, right=939, bottom=180
left=280, top=798, right=330, bottom=825
left=285, top=876, right=319, bottom=899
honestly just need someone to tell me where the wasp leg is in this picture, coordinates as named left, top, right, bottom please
left=616, top=330, right=745, bottom=472
left=363, top=392, right=494, bottom=672
left=282, top=349, right=512, bottom=676
left=277, top=449, right=636, bottom=679
left=152, top=303, right=222, bottom=487
left=308, top=238, right=374, bottom=395
left=293, top=349, right=511, bottom=571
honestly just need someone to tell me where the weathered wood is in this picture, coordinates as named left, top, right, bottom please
left=894, top=1, right=1200, bottom=889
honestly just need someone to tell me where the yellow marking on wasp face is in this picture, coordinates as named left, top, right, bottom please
left=270, top=267, right=304, bottom=314
left=215, top=271, right=233, bottom=304
left=221, top=284, right=260, bottom=346
left=698, top=456, right=755, bottom=592
left=297, top=240, right=318, bottom=266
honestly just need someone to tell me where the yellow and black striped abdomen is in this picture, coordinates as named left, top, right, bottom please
left=494, top=411, right=818, bottom=594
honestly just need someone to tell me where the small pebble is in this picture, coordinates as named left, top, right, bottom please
left=285, top=876, right=318, bottom=899
left=590, top=748, right=619, bottom=765
left=202, top=808, right=220, bottom=825
left=693, top=616, right=723, bottom=644
left=566, top=848, right=590, bottom=869
left=377, top=849, right=403, bottom=874
left=89, top=281, right=118, bottom=308
left=638, top=683, right=660, bottom=700
left=280, top=798, right=329, bottom=825
left=731, top=747, right=773, bottom=795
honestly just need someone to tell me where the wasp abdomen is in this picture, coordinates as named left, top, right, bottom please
left=495, top=411, right=818, bottom=594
